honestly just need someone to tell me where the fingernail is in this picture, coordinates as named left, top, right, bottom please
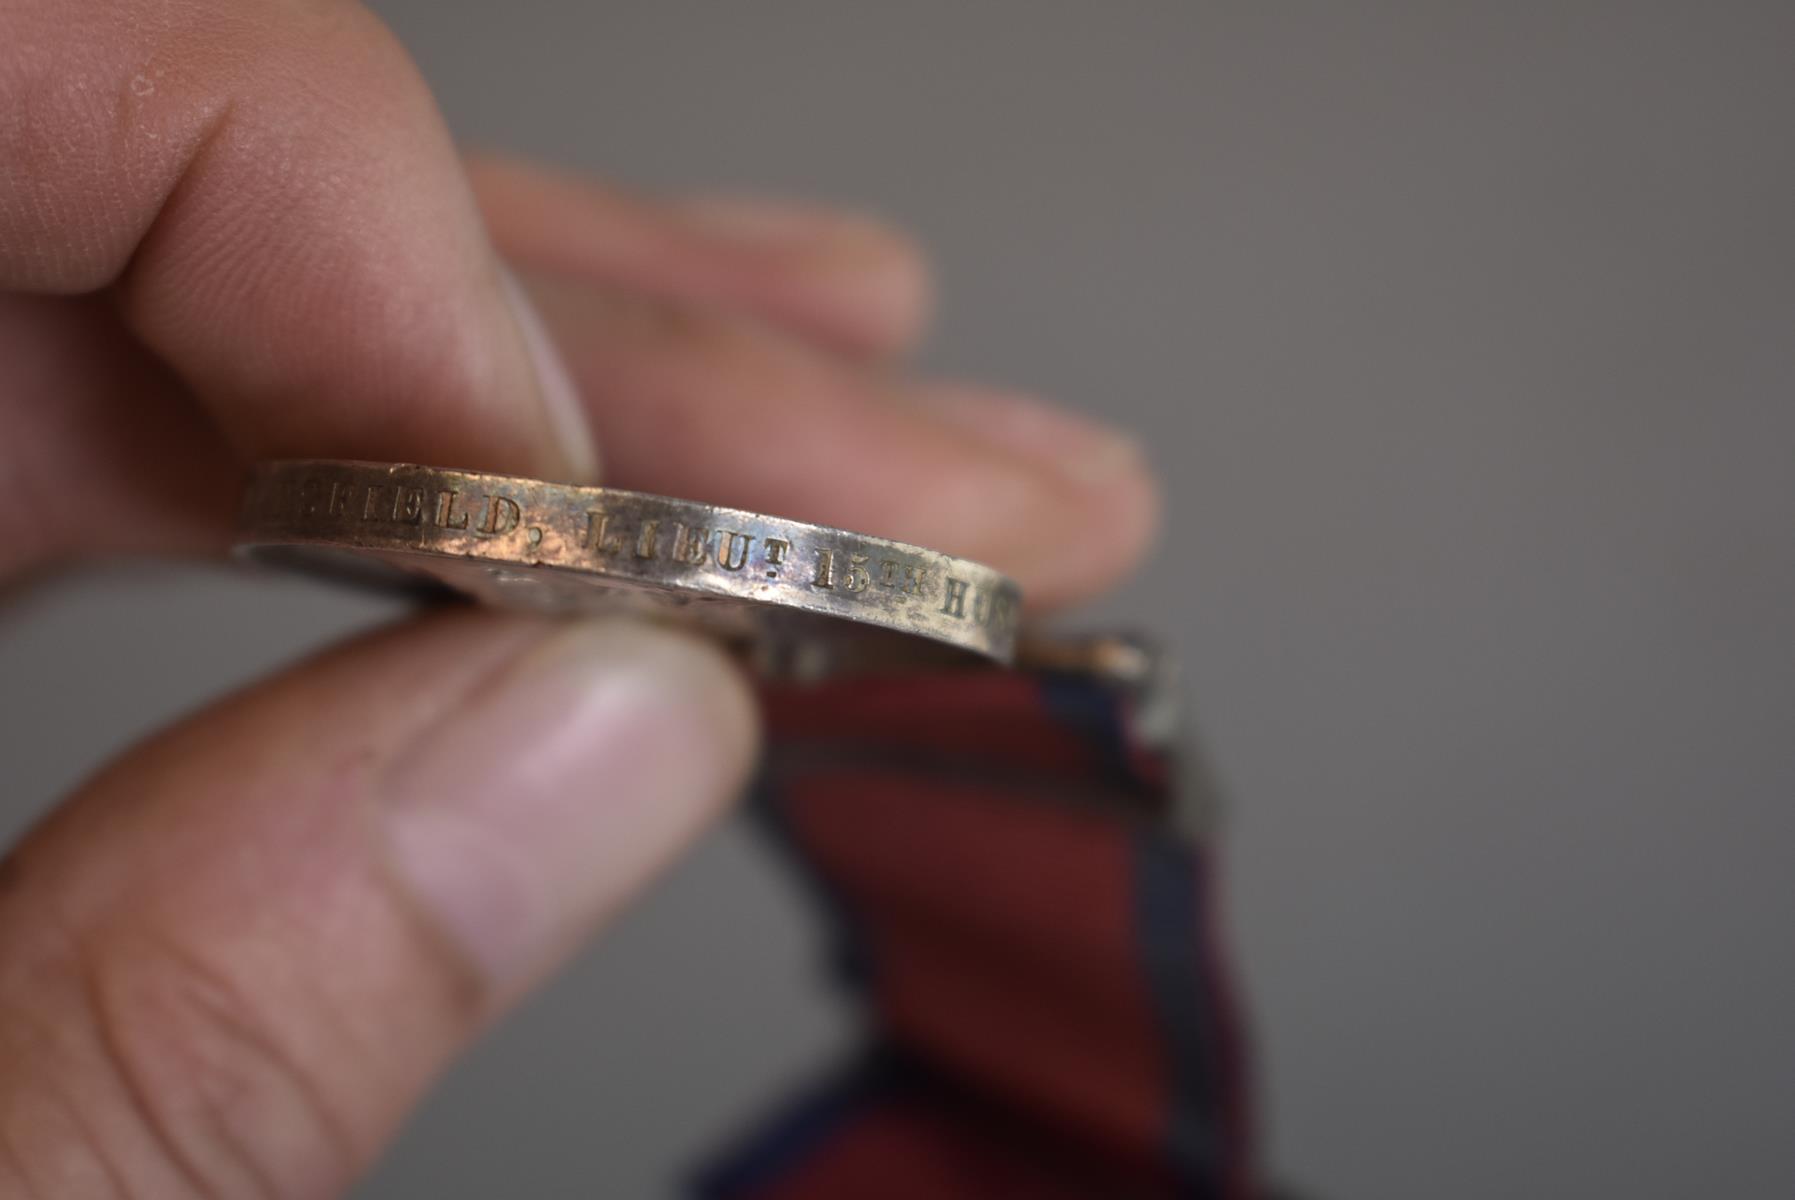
left=500, top=265, right=602, bottom=482
left=904, top=383, right=1145, bottom=487
left=377, top=620, right=757, bottom=993
left=675, top=195, right=930, bottom=349
left=674, top=194, right=886, bottom=248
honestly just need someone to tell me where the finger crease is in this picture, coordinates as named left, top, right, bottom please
left=147, top=929, right=361, bottom=1185
left=73, top=952, right=220, bottom=1200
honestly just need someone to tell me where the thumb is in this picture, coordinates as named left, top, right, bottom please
left=0, top=612, right=756, bottom=1198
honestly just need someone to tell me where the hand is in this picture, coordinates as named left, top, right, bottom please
left=0, top=2, right=1158, bottom=1195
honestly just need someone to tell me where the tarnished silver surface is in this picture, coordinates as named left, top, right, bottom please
left=236, top=460, right=1023, bottom=664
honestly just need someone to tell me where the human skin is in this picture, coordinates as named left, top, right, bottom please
left=0, top=1, right=1159, bottom=1195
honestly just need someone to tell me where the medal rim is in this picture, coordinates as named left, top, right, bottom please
left=235, top=459, right=1023, bottom=664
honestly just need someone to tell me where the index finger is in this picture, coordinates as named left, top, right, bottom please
left=0, top=0, right=593, bottom=482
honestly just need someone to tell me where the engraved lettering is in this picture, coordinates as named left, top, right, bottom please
left=585, top=510, right=616, bottom=554
left=878, top=559, right=900, bottom=587
left=674, top=523, right=710, bottom=565
left=972, top=588, right=992, bottom=626
left=362, top=485, right=384, bottom=520
left=812, top=547, right=837, bottom=589
left=844, top=553, right=871, bottom=593
left=940, top=576, right=970, bottom=619
left=634, top=520, right=660, bottom=559
left=764, top=538, right=790, bottom=567
left=393, top=486, right=426, bottom=524
left=434, top=489, right=471, bottom=530
left=476, top=494, right=519, bottom=536
left=903, top=564, right=927, bottom=595
left=994, top=591, right=1019, bottom=632
left=326, top=481, right=352, bottom=519
left=716, top=529, right=754, bottom=570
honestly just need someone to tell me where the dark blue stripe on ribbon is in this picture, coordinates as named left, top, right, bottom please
left=690, top=1051, right=895, bottom=1199
left=1039, top=671, right=1147, bottom=796
left=1132, top=833, right=1226, bottom=1199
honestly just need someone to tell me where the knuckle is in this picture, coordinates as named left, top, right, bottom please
left=0, top=13, right=144, bottom=290
left=0, top=0, right=441, bottom=292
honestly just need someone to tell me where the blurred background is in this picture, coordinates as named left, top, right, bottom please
left=3, top=4, right=1792, bottom=1196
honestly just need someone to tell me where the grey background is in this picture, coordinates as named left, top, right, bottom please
left=2, top=4, right=1791, bottom=1197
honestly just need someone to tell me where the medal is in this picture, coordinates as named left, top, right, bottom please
left=237, top=460, right=1024, bottom=667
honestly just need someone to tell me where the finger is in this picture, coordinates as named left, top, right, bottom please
left=469, top=154, right=930, bottom=362
left=0, top=0, right=595, bottom=481
left=0, top=294, right=236, bottom=578
left=520, top=272, right=1159, bottom=610
left=0, top=611, right=755, bottom=1196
